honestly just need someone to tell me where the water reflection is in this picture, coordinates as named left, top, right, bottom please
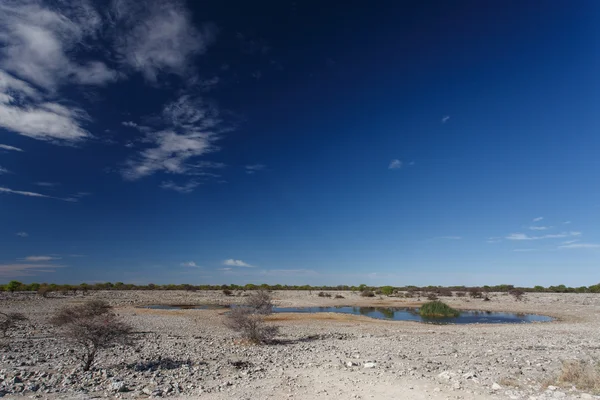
left=272, top=306, right=553, bottom=324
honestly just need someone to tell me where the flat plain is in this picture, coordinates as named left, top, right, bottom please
left=1, top=290, right=599, bottom=399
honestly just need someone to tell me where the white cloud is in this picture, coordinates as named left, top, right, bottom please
left=112, top=0, right=217, bottom=81
left=505, top=232, right=578, bottom=241
left=218, top=267, right=232, bottom=271
left=438, top=236, right=462, bottom=240
left=529, top=226, right=550, bottom=230
left=223, top=259, right=254, bottom=268
left=441, top=115, right=450, bottom=123
left=0, top=186, right=73, bottom=201
left=122, top=121, right=139, bottom=128
left=0, top=263, right=64, bottom=277
left=180, top=261, right=198, bottom=267
left=0, top=71, right=92, bottom=143
left=533, top=217, right=544, bottom=222
left=35, top=182, right=59, bottom=187
left=0, top=1, right=118, bottom=91
left=512, top=248, right=537, bottom=252
left=160, top=180, right=200, bottom=194
left=561, top=240, right=579, bottom=245
left=16, top=232, right=28, bottom=237
left=122, top=96, right=224, bottom=180
left=558, top=243, right=600, bottom=249
left=21, top=255, right=61, bottom=262
left=245, top=164, right=266, bottom=174
left=388, top=159, right=402, bottom=170
left=564, top=221, right=571, bottom=224
left=0, top=166, right=9, bottom=174
left=0, top=144, right=23, bottom=152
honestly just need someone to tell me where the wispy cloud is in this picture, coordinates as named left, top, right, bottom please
left=505, top=232, right=579, bottom=241
left=441, top=115, right=450, bottom=123
left=16, top=232, right=28, bottom=237
left=564, top=221, right=572, bottom=224
left=180, top=261, right=199, bottom=267
left=0, top=166, right=9, bottom=174
left=437, top=236, right=462, bottom=240
left=558, top=243, right=600, bottom=249
left=529, top=226, right=550, bottom=231
left=487, top=237, right=502, bottom=243
left=223, top=259, right=254, bottom=268
left=388, top=159, right=403, bottom=170
left=0, top=263, right=64, bottom=277
left=512, top=248, right=538, bottom=252
left=111, top=0, right=217, bottom=82
left=21, top=255, right=61, bottom=262
left=245, top=164, right=266, bottom=174
left=0, top=186, right=73, bottom=201
left=0, top=70, right=92, bottom=143
left=35, top=182, right=59, bottom=188
left=533, top=217, right=544, bottom=222
left=0, top=144, right=23, bottom=152
left=160, top=180, right=200, bottom=194
left=122, top=96, right=226, bottom=180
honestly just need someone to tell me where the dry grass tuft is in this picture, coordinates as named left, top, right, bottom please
left=554, top=360, right=600, bottom=394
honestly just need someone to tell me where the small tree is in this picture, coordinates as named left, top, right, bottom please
left=50, top=300, right=133, bottom=371
left=6, top=280, right=22, bottom=293
left=0, top=311, right=28, bottom=337
left=226, top=290, right=278, bottom=344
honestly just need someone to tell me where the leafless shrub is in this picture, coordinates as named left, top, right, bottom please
left=427, top=293, right=439, bottom=301
left=245, top=290, right=274, bottom=315
left=50, top=300, right=133, bottom=371
left=360, top=290, right=375, bottom=297
left=334, top=294, right=345, bottom=299
left=226, top=290, right=278, bottom=344
left=225, top=308, right=278, bottom=344
left=0, top=312, right=28, bottom=337
left=509, top=289, right=525, bottom=301
left=223, top=289, right=233, bottom=296
left=553, top=360, right=600, bottom=393
left=37, top=286, right=51, bottom=298
left=318, top=292, right=331, bottom=298
left=456, top=291, right=466, bottom=297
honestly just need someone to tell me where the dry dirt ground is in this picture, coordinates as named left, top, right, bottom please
left=1, top=290, right=600, bottom=400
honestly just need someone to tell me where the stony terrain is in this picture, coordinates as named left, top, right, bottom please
left=1, top=290, right=599, bottom=399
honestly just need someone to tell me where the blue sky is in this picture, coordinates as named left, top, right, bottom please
left=1, top=1, right=599, bottom=287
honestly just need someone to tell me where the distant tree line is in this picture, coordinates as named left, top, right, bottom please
left=1, top=280, right=600, bottom=295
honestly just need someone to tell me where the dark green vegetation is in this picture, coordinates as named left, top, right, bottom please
left=419, top=301, right=460, bottom=318
left=2, top=280, right=600, bottom=295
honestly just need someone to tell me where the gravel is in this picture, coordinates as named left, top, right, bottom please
left=0, top=290, right=599, bottom=399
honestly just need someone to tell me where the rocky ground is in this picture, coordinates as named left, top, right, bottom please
left=1, top=290, right=599, bottom=399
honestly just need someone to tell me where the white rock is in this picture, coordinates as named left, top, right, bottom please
left=491, top=382, right=502, bottom=390
left=363, top=362, right=377, bottom=369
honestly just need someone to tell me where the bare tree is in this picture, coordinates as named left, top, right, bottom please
left=226, top=290, right=278, bottom=344
left=509, top=289, right=525, bottom=301
left=245, top=290, right=274, bottom=314
left=50, top=300, right=133, bottom=371
left=0, top=311, right=28, bottom=337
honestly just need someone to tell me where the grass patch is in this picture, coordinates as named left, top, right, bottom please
left=551, top=360, right=600, bottom=394
left=419, top=300, right=459, bottom=318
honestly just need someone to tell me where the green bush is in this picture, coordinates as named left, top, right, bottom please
left=419, top=301, right=459, bottom=318
left=380, top=286, right=394, bottom=296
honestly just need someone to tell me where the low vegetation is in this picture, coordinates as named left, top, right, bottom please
left=3, top=280, right=600, bottom=295
left=419, top=301, right=460, bottom=318
left=50, top=300, right=133, bottom=371
left=225, top=290, right=278, bottom=344
left=551, top=360, right=600, bottom=394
